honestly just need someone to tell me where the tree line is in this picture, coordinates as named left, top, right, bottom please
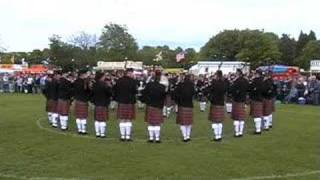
left=0, top=23, right=319, bottom=70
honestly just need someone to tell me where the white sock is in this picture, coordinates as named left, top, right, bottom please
left=119, top=122, right=126, bottom=139
left=148, top=126, right=154, bottom=140
left=163, top=106, right=167, bottom=117
left=48, top=112, right=52, bottom=123
left=218, top=123, right=223, bottom=139
left=166, top=107, right=171, bottom=117
left=95, top=121, right=100, bottom=136
left=233, top=121, right=240, bottom=136
left=226, top=103, right=232, bottom=113
left=51, top=113, right=58, bottom=127
left=99, top=122, right=106, bottom=137
left=239, top=121, right=245, bottom=135
left=200, top=102, right=206, bottom=111
left=263, top=116, right=269, bottom=129
left=60, top=116, right=68, bottom=130
left=125, top=122, right=132, bottom=139
left=76, top=119, right=81, bottom=132
left=211, top=123, right=219, bottom=139
left=186, top=125, right=192, bottom=139
left=154, top=126, right=161, bottom=141
left=175, top=105, right=178, bottom=113
left=180, top=126, right=187, bottom=140
left=81, top=119, right=87, bottom=133
left=254, top=118, right=262, bottom=133
left=269, top=114, right=273, bottom=126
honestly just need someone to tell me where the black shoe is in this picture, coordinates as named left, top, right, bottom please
left=234, top=134, right=239, bottom=138
left=120, top=138, right=125, bottom=142
left=155, top=140, right=161, bottom=143
left=254, top=131, right=262, bottom=135
left=96, top=135, right=101, bottom=138
left=147, top=140, right=154, bottom=143
left=183, top=139, right=188, bottom=143
left=78, top=131, right=82, bottom=135
left=126, top=138, right=133, bottom=142
left=269, top=125, right=273, bottom=129
left=239, top=134, right=243, bottom=137
left=263, top=128, right=269, bottom=131
left=100, top=135, right=106, bottom=138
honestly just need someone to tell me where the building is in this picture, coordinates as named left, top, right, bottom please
left=189, top=61, right=250, bottom=75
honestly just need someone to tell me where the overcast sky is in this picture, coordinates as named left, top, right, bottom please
left=0, top=0, right=319, bottom=52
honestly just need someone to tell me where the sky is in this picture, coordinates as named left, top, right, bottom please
left=0, top=0, right=319, bottom=52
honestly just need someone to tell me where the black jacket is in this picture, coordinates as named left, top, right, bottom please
left=174, top=80, right=195, bottom=108
left=262, top=78, right=275, bottom=99
left=91, top=81, right=112, bottom=107
left=142, top=81, right=166, bottom=109
left=113, top=76, right=137, bottom=104
left=73, top=78, right=91, bottom=102
left=43, top=80, right=59, bottom=100
left=57, top=78, right=74, bottom=100
left=249, top=77, right=264, bottom=102
left=231, top=77, right=249, bottom=103
left=209, top=79, right=227, bottom=105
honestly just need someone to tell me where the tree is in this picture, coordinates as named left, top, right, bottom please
left=294, top=40, right=320, bottom=70
left=296, top=31, right=317, bottom=57
left=279, top=34, right=296, bottom=65
left=99, top=23, right=138, bottom=61
left=199, top=29, right=281, bottom=68
left=68, top=31, right=97, bottom=50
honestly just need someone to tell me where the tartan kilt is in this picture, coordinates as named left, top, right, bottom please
left=263, top=99, right=273, bottom=116
left=94, top=106, right=108, bottom=121
left=208, top=105, right=225, bottom=122
left=57, top=99, right=70, bottom=116
left=144, top=106, right=164, bottom=125
left=176, top=107, right=193, bottom=125
left=74, top=101, right=88, bottom=119
left=250, top=101, right=263, bottom=118
left=117, top=103, right=135, bottom=120
left=47, top=99, right=57, bottom=113
left=231, top=102, right=246, bottom=120
left=165, top=95, right=174, bottom=106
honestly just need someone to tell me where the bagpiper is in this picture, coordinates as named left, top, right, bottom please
left=208, top=70, right=227, bottom=141
left=142, top=70, right=167, bottom=143
left=230, top=69, right=249, bottom=137
left=262, top=71, right=276, bottom=130
left=91, top=71, right=112, bottom=138
left=73, top=70, right=91, bottom=135
left=57, top=70, right=74, bottom=131
left=249, top=70, right=264, bottom=134
left=113, top=68, right=137, bottom=141
left=174, top=74, right=196, bottom=142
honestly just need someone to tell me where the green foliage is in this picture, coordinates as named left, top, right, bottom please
left=99, top=23, right=139, bottom=61
left=294, top=40, right=320, bottom=70
left=200, top=29, right=281, bottom=68
left=279, top=34, right=296, bottom=65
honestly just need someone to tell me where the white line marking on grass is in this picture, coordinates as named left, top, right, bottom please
left=1, top=170, right=320, bottom=180
left=230, top=170, right=320, bottom=180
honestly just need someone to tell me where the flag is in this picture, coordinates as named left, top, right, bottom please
left=153, top=51, right=163, bottom=62
left=176, top=52, right=185, bottom=63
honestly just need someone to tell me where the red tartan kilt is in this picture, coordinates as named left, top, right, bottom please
left=94, top=106, right=108, bottom=121
left=250, top=101, right=263, bottom=118
left=176, top=107, right=193, bottom=125
left=263, top=99, right=273, bottom=116
left=165, top=95, right=174, bottom=106
left=209, top=105, right=225, bottom=122
left=47, top=99, right=57, bottom=113
left=144, top=106, right=164, bottom=125
left=74, top=101, right=88, bottom=119
left=231, top=102, right=246, bottom=120
left=57, top=99, right=70, bottom=116
left=117, top=104, right=135, bottom=120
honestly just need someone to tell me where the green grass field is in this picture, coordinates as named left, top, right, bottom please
left=0, top=94, right=319, bottom=180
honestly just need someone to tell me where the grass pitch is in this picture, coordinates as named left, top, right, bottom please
left=0, top=94, right=319, bottom=180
